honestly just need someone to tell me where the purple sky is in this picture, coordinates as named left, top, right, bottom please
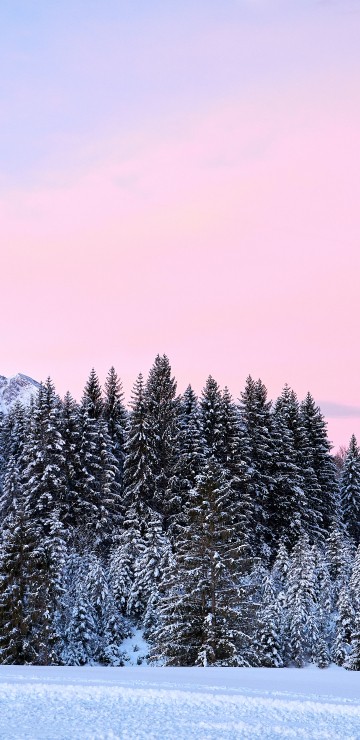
left=1, top=0, right=360, bottom=449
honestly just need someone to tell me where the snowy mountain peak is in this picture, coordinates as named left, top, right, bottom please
left=0, top=373, right=40, bottom=414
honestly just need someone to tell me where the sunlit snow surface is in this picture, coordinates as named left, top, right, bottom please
left=0, top=665, right=359, bottom=739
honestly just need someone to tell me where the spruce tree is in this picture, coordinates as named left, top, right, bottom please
left=257, top=572, right=284, bottom=667
left=123, top=373, right=155, bottom=512
left=22, top=379, right=66, bottom=531
left=103, top=367, right=128, bottom=495
left=0, top=506, right=30, bottom=663
left=300, top=393, right=339, bottom=536
left=151, top=458, right=254, bottom=666
left=61, top=392, right=82, bottom=533
left=333, top=586, right=354, bottom=666
left=200, top=376, right=224, bottom=462
left=276, top=387, right=323, bottom=543
left=270, top=408, right=306, bottom=550
left=312, top=545, right=331, bottom=667
left=340, top=435, right=360, bottom=543
left=219, top=387, right=253, bottom=539
left=284, top=535, right=317, bottom=667
left=347, top=612, right=360, bottom=670
left=62, top=554, right=98, bottom=665
left=144, top=355, right=178, bottom=522
left=77, top=407, right=120, bottom=552
left=85, top=554, right=125, bottom=664
left=0, top=402, right=28, bottom=514
left=81, top=368, right=103, bottom=420
left=165, top=385, right=204, bottom=531
left=326, top=526, right=354, bottom=607
left=127, top=510, right=170, bottom=636
left=238, top=376, right=275, bottom=555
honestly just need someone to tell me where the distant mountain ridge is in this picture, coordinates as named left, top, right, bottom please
left=0, top=373, right=40, bottom=414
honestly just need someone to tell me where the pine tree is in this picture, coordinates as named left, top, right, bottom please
left=127, top=510, right=170, bottom=636
left=151, top=458, right=254, bottom=666
left=346, top=545, right=360, bottom=669
left=238, top=376, right=275, bottom=556
left=27, top=511, right=67, bottom=665
left=333, top=586, right=354, bottom=666
left=62, top=554, right=98, bottom=665
left=270, top=408, right=306, bottom=550
left=123, top=374, right=155, bottom=512
left=350, top=544, right=360, bottom=611
left=284, top=535, right=317, bottom=667
left=257, top=572, right=284, bottom=667
left=312, top=545, right=331, bottom=667
left=200, top=376, right=224, bottom=462
left=81, top=368, right=103, bottom=420
left=61, top=392, right=82, bottom=533
left=103, top=367, right=128, bottom=495
left=144, top=355, right=178, bottom=522
left=272, top=541, right=290, bottom=593
left=340, top=435, right=360, bottom=543
left=77, top=407, right=120, bottom=552
left=301, top=393, right=339, bottom=537
left=0, top=506, right=30, bottom=664
left=326, top=526, right=354, bottom=607
left=22, top=379, right=66, bottom=532
left=108, top=535, right=134, bottom=617
left=0, top=402, right=28, bottom=515
left=165, top=385, right=204, bottom=531
left=347, top=612, right=360, bottom=670
left=273, top=386, right=322, bottom=543
left=85, top=554, right=125, bottom=664
left=219, top=388, right=253, bottom=539
left=0, top=463, right=66, bottom=666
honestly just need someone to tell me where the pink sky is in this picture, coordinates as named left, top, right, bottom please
left=1, top=1, right=360, bottom=449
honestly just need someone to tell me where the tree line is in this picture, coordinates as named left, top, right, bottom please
left=0, top=355, right=359, bottom=668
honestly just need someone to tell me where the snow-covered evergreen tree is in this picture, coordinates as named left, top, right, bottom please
left=326, top=526, right=354, bottom=607
left=62, top=554, right=98, bottom=665
left=219, top=387, right=253, bottom=541
left=340, top=435, right=360, bottom=543
left=123, top=373, right=155, bottom=511
left=127, top=510, right=170, bottom=636
left=151, top=458, right=254, bottom=666
left=61, top=392, right=82, bottom=533
left=274, top=386, right=322, bottom=542
left=333, top=585, right=354, bottom=666
left=81, top=368, right=103, bottom=420
left=257, top=572, right=284, bottom=667
left=270, top=408, right=306, bottom=550
left=0, top=505, right=30, bottom=664
left=238, top=376, right=275, bottom=556
left=164, top=385, right=204, bottom=532
left=144, top=355, right=178, bottom=522
left=0, top=402, right=28, bottom=515
left=347, top=612, right=360, bottom=670
left=22, top=379, right=66, bottom=531
left=77, top=405, right=120, bottom=552
left=200, top=376, right=224, bottom=462
left=312, top=545, right=331, bottom=667
left=103, top=366, right=128, bottom=497
left=85, top=554, right=126, bottom=664
left=300, top=393, right=339, bottom=537
left=284, top=535, right=318, bottom=667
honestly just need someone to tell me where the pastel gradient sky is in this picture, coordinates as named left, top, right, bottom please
left=1, top=0, right=360, bottom=449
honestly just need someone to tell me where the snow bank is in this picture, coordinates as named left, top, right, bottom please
left=0, top=665, right=359, bottom=739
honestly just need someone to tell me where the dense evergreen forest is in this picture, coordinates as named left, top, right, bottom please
left=0, top=355, right=360, bottom=668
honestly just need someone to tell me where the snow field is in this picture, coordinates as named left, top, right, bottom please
left=0, top=666, right=359, bottom=739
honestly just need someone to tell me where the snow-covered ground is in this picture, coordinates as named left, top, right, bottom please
left=0, top=665, right=359, bottom=739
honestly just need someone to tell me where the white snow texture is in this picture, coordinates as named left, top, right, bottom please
left=0, top=665, right=359, bottom=739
